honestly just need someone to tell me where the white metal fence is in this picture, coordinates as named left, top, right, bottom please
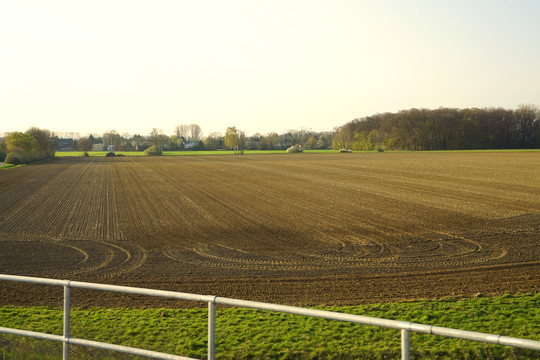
left=1, top=274, right=539, bottom=360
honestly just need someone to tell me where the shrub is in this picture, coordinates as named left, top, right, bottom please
left=144, top=145, right=162, bottom=156
left=4, top=152, right=24, bottom=165
left=286, top=145, right=303, bottom=153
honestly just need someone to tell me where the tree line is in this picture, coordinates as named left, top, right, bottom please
left=67, top=126, right=333, bottom=155
left=333, top=105, right=540, bottom=151
left=2, top=106, right=539, bottom=163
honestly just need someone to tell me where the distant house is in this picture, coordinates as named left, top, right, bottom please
left=184, top=141, right=199, bottom=149
left=57, top=138, right=75, bottom=151
left=93, top=143, right=104, bottom=151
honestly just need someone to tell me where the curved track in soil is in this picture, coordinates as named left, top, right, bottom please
left=0, top=153, right=539, bottom=307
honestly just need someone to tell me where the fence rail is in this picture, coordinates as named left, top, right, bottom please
left=1, top=274, right=539, bottom=360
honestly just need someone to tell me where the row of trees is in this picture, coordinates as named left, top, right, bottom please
left=70, top=126, right=334, bottom=154
left=333, top=105, right=540, bottom=151
left=220, top=127, right=333, bottom=153
left=1, top=127, right=57, bottom=164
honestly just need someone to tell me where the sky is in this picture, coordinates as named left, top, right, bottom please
left=1, top=0, right=540, bottom=138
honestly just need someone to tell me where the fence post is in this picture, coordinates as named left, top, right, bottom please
left=63, top=282, right=71, bottom=360
left=401, top=329, right=410, bottom=360
left=208, top=299, right=216, bottom=360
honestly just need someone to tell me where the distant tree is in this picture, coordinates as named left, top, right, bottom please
left=244, top=133, right=259, bottom=150
left=457, top=115, right=483, bottom=149
left=316, top=133, right=332, bottom=149
left=159, top=133, right=169, bottom=150
left=351, top=131, right=365, bottom=150
left=368, top=129, right=383, bottom=151
left=149, top=128, right=159, bottom=148
left=296, top=129, right=312, bottom=145
left=332, top=126, right=353, bottom=150
left=149, top=128, right=164, bottom=153
left=489, top=107, right=515, bottom=149
left=168, top=135, right=183, bottom=150
left=0, top=139, right=6, bottom=162
left=305, top=135, right=318, bottom=150
left=56, top=132, right=80, bottom=140
left=224, top=127, right=243, bottom=154
left=77, top=137, right=94, bottom=156
left=188, top=124, right=202, bottom=141
left=103, top=130, right=121, bottom=148
left=203, top=132, right=223, bottom=150
left=175, top=124, right=188, bottom=139
left=536, top=114, right=540, bottom=148
left=132, top=134, right=144, bottom=151
left=119, top=134, right=133, bottom=151
left=175, top=136, right=185, bottom=150
left=259, top=132, right=279, bottom=150
left=175, top=124, right=202, bottom=141
left=26, top=127, right=57, bottom=159
left=239, top=130, right=246, bottom=150
left=513, top=104, right=539, bottom=148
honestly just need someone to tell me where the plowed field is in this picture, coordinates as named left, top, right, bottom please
left=0, top=153, right=539, bottom=307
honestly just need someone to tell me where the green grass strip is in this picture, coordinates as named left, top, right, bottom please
left=53, top=148, right=540, bottom=157
left=0, top=164, right=24, bottom=170
left=54, top=150, right=341, bottom=157
left=1, top=293, right=538, bottom=359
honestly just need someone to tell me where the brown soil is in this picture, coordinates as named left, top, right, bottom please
left=0, top=153, right=538, bottom=308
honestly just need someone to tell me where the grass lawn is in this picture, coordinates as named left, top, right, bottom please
left=1, top=293, right=538, bottom=359
left=53, top=148, right=540, bottom=158
left=54, top=149, right=342, bottom=157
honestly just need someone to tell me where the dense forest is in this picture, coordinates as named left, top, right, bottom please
left=333, top=105, right=540, bottom=151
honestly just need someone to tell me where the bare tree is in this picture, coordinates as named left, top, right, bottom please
left=514, top=104, right=539, bottom=148
left=175, top=124, right=202, bottom=141
left=175, top=125, right=189, bottom=139
left=103, top=130, right=121, bottom=148
left=333, top=126, right=353, bottom=150
left=149, top=128, right=163, bottom=151
left=132, top=134, right=144, bottom=151
left=188, top=124, right=202, bottom=141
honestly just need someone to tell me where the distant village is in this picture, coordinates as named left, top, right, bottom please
left=3, top=127, right=334, bottom=153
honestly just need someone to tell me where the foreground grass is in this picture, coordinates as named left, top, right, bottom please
left=0, top=164, right=24, bottom=170
left=1, top=293, right=538, bottom=359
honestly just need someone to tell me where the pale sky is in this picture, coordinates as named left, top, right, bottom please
left=1, top=0, right=539, bottom=138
